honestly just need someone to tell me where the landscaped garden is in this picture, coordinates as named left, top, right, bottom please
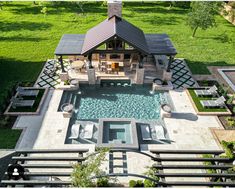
left=187, top=88, right=229, bottom=113
left=0, top=2, right=235, bottom=109
left=8, top=88, right=46, bottom=113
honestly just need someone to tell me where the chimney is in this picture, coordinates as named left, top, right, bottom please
left=108, top=0, right=122, bottom=18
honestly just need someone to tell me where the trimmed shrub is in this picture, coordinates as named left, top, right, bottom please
left=97, top=177, right=109, bottom=187
left=144, top=179, right=156, bottom=187
left=129, top=180, right=136, bottom=187
left=136, top=180, right=144, bottom=187
left=221, top=140, right=235, bottom=158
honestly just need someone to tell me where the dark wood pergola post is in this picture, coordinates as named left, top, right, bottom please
left=139, top=53, right=144, bottom=68
left=87, top=54, right=92, bottom=68
left=58, top=56, right=65, bottom=73
left=166, top=55, right=174, bottom=72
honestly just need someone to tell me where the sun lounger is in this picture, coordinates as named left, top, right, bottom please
left=155, top=126, right=166, bottom=141
left=83, top=124, right=94, bottom=139
left=200, top=96, right=226, bottom=108
left=69, top=124, right=81, bottom=139
left=194, top=85, right=218, bottom=97
left=17, top=87, right=39, bottom=97
left=11, top=97, right=35, bottom=108
left=140, top=124, right=152, bottom=141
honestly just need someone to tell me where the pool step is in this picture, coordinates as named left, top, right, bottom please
left=109, top=151, right=127, bottom=174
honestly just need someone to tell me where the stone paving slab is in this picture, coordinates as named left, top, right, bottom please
left=171, top=59, right=198, bottom=89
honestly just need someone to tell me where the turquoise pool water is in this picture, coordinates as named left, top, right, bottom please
left=60, top=85, right=168, bottom=120
left=103, top=121, right=132, bottom=144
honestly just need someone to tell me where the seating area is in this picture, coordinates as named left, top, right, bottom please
left=68, top=122, right=96, bottom=144
left=187, top=88, right=231, bottom=114
left=194, top=85, right=218, bottom=97
left=4, top=87, right=47, bottom=115
left=200, top=96, right=226, bottom=108
left=140, top=123, right=167, bottom=142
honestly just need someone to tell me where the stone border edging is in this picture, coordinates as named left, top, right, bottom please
left=186, top=89, right=232, bottom=116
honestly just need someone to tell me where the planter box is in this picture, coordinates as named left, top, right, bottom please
left=152, top=81, right=173, bottom=91
left=218, top=116, right=235, bottom=130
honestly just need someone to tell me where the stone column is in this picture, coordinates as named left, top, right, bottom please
left=163, top=70, right=172, bottom=81
left=135, top=68, right=145, bottom=84
left=87, top=68, right=96, bottom=85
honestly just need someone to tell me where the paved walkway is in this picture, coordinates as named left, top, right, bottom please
left=148, top=90, right=222, bottom=152
left=13, top=90, right=54, bottom=149
left=35, top=60, right=70, bottom=88
left=171, top=59, right=198, bottom=89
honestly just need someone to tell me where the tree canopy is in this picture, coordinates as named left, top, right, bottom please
left=187, top=2, right=221, bottom=37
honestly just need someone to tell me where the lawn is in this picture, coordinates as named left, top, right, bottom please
left=0, top=128, right=22, bottom=148
left=188, top=88, right=228, bottom=112
left=0, top=1, right=234, bottom=108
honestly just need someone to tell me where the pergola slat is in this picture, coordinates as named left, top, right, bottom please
left=12, top=157, right=85, bottom=161
left=152, top=157, right=232, bottom=162
left=1, top=180, right=71, bottom=186
left=16, top=149, right=88, bottom=153
left=150, top=149, right=224, bottom=154
left=16, top=164, right=74, bottom=168
left=5, top=172, right=72, bottom=177
left=155, top=173, right=235, bottom=177
left=153, top=164, right=233, bottom=169
left=158, top=181, right=235, bottom=187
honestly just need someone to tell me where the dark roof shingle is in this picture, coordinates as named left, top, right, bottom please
left=81, top=16, right=149, bottom=55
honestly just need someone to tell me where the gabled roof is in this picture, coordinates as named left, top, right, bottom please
left=81, top=15, right=149, bottom=55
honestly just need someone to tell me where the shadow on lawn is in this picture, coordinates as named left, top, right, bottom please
left=0, top=57, right=43, bottom=84
left=124, top=2, right=188, bottom=15
left=0, top=36, right=47, bottom=42
left=7, top=2, right=107, bottom=15
left=140, top=15, right=181, bottom=26
left=0, top=21, right=52, bottom=32
left=185, top=59, right=230, bottom=75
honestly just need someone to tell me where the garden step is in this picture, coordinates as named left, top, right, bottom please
left=153, top=164, right=233, bottom=169
left=151, top=149, right=224, bottom=154
left=152, top=157, right=232, bottom=162
left=159, top=181, right=235, bottom=187
left=12, top=156, right=85, bottom=161
left=9, top=164, right=73, bottom=168
left=155, top=173, right=235, bottom=177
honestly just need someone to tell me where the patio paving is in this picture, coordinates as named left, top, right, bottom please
left=34, top=59, right=70, bottom=89
left=171, top=59, right=198, bottom=89
left=12, top=87, right=224, bottom=185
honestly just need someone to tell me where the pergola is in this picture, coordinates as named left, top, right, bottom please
left=55, top=15, right=177, bottom=73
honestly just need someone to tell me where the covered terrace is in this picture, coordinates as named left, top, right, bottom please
left=54, top=15, right=177, bottom=84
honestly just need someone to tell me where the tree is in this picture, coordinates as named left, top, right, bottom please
left=187, top=2, right=221, bottom=37
left=40, top=6, right=48, bottom=17
left=71, top=148, right=110, bottom=187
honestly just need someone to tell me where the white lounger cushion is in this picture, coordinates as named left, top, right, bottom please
left=140, top=124, right=152, bottom=141
left=194, top=85, right=218, bottom=96
left=69, top=124, right=81, bottom=139
left=83, top=124, right=94, bottom=139
left=155, top=126, right=166, bottom=140
left=200, top=96, right=226, bottom=107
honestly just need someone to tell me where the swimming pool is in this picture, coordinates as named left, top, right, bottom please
left=60, top=84, right=169, bottom=121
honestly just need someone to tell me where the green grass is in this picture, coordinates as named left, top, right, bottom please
left=0, top=128, right=22, bottom=148
left=0, top=2, right=235, bottom=106
left=9, top=89, right=45, bottom=112
left=188, top=89, right=227, bottom=112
